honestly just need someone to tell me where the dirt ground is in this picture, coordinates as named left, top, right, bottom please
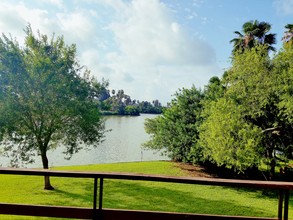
left=174, top=162, right=217, bottom=178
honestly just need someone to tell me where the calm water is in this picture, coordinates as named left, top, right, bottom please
left=1, top=114, right=168, bottom=168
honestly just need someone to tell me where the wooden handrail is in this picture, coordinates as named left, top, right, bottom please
left=0, top=167, right=292, bottom=220
left=1, top=167, right=293, bottom=189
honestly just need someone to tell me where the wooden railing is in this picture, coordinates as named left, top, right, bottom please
left=0, top=167, right=292, bottom=220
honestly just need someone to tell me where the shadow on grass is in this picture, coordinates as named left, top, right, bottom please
left=102, top=180, right=277, bottom=218
left=52, top=188, right=93, bottom=206
left=221, top=185, right=293, bottom=207
left=34, top=179, right=94, bottom=207
left=33, top=178, right=282, bottom=218
left=200, top=162, right=293, bottom=205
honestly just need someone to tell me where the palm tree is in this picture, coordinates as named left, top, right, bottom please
left=282, top=24, right=293, bottom=43
left=230, top=31, right=246, bottom=53
left=254, top=21, right=276, bottom=51
left=230, top=20, right=276, bottom=54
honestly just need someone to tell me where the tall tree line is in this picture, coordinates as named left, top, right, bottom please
left=100, top=89, right=164, bottom=115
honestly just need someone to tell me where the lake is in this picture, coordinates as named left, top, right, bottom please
left=1, top=114, right=168, bottom=168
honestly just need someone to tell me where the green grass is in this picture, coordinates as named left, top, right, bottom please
left=0, top=161, right=292, bottom=219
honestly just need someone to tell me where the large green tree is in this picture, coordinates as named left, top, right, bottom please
left=272, top=37, right=293, bottom=160
left=200, top=45, right=293, bottom=177
left=144, top=86, right=204, bottom=163
left=200, top=98, right=262, bottom=171
left=200, top=73, right=264, bottom=172
left=0, top=26, right=105, bottom=189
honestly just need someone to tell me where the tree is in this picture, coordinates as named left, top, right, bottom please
left=230, top=20, right=276, bottom=54
left=200, top=45, right=293, bottom=177
left=272, top=38, right=293, bottom=161
left=138, top=100, right=162, bottom=114
left=200, top=47, right=269, bottom=173
left=102, top=88, right=163, bottom=115
left=124, top=105, right=140, bottom=116
left=202, top=76, right=225, bottom=102
left=199, top=98, right=262, bottom=171
left=96, top=78, right=110, bottom=102
left=94, top=78, right=111, bottom=111
left=144, top=86, right=204, bottom=163
left=282, top=24, right=293, bottom=44
left=200, top=76, right=262, bottom=172
left=105, top=89, right=127, bottom=114
left=0, top=26, right=105, bottom=189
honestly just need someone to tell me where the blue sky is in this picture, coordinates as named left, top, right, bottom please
left=0, top=0, right=292, bottom=104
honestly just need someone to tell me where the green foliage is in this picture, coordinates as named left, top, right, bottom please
left=124, top=105, right=140, bottom=116
left=105, top=89, right=127, bottom=114
left=201, top=44, right=293, bottom=174
left=0, top=26, right=105, bottom=170
left=93, top=78, right=110, bottom=103
left=273, top=45, right=293, bottom=123
left=202, top=76, right=225, bottom=104
left=144, top=86, right=204, bottom=163
left=271, top=44, right=293, bottom=161
left=102, top=89, right=163, bottom=115
left=138, top=100, right=163, bottom=114
left=226, top=45, right=273, bottom=117
left=200, top=98, right=262, bottom=171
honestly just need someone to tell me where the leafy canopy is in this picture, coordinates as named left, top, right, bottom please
left=144, top=86, right=204, bottom=163
left=0, top=26, right=105, bottom=167
left=200, top=44, right=293, bottom=174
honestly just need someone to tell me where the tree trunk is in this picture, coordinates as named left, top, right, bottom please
left=269, top=158, right=276, bottom=180
left=41, top=152, right=54, bottom=190
left=266, top=148, right=276, bottom=180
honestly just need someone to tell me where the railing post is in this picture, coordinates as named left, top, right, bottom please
left=278, top=189, right=284, bottom=220
left=284, top=189, right=289, bottom=220
left=93, top=177, right=98, bottom=219
left=93, top=177, right=104, bottom=219
left=99, top=178, right=104, bottom=210
left=97, top=178, right=104, bottom=220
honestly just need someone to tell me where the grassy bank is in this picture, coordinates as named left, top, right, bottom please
left=0, top=161, right=292, bottom=219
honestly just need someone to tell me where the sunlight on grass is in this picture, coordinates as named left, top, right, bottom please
left=0, top=161, right=292, bottom=219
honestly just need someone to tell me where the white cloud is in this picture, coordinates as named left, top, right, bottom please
left=98, top=0, right=219, bottom=103
left=273, top=0, right=293, bottom=15
left=192, top=0, right=204, bottom=7
left=41, top=0, right=64, bottom=9
left=0, top=1, right=98, bottom=49
left=108, top=0, right=216, bottom=66
left=80, top=49, right=101, bottom=71
left=171, top=22, right=180, bottom=33
left=0, top=2, right=50, bottom=41
left=56, top=12, right=96, bottom=43
left=0, top=0, right=220, bottom=104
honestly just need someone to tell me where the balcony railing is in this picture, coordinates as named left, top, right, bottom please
left=0, top=167, right=292, bottom=220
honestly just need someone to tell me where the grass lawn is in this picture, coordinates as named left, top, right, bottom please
left=0, top=161, right=292, bottom=219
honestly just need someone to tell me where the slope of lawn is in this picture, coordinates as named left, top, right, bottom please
left=0, top=161, right=292, bottom=219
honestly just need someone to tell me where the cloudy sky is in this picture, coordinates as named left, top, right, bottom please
left=0, top=0, right=292, bottom=104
